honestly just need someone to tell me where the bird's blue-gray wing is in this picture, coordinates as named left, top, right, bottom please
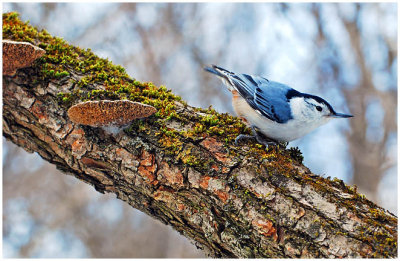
left=228, top=73, right=259, bottom=108
left=252, top=80, right=294, bottom=123
left=228, top=74, right=293, bottom=123
left=205, top=65, right=293, bottom=123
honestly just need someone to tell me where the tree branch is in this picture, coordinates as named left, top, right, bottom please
left=2, top=12, right=397, bottom=258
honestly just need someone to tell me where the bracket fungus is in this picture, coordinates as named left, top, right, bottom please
left=3, top=40, right=45, bottom=76
left=67, top=100, right=157, bottom=134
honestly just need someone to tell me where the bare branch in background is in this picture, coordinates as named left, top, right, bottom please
left=310, top=3, right=397, bottom=203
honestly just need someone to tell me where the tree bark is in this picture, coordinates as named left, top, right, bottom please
left=2, top=13, right=397, bottom=258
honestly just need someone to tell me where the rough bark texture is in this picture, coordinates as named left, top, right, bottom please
left=2, top=13, right=397, bottom=258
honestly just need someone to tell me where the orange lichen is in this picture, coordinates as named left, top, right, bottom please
left=199, top=176, right=211, bottom=189
left=137, top=166, right=157, bottom=184
left=139, top=150, right=155, bottom=167
left=137, top=150, right=157, bottom=184
left=71, top=139, right=84, bottom=153
left=200, top=137, right=233, bottom=165
left=156, top=185, right=176, bottom=193
left=211, top=164, right=219, bottom=171
left=30, top=100, right=48, bottom=122
left=177, top=203, right=186, bottom=211
left=115, top=148, right=132, bottom=161
left=66, top=128, right=88, bottom=158
left=215, top=190, right=229, bottom=203
left=252, top=219, right=278, bottom=241
left=153, top=190, right=173, bottom=202
left=2, top=39, right=45, bottom=76
left=158, top=161, right=184, bottom=187
left=67, top=100, right=156, bottom=127
left=221, top=167, right=230, bottom=174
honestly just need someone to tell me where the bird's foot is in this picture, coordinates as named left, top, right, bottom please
left=234, top=134, right=255, bottom=145
left=250, top=126, right=287, bottom=149
left=235, top=126, right=289, bottom=149
left=253, top=134, right=280, bottom=148
left=234, top=133, right=279, bottom=148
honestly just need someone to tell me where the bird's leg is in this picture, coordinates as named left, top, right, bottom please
left=234, top=134, right=256, bottom=145
left=250, top=126, right=282, bottom=147
left=234, top=117, right=257, bottom=145
left=234, top=126, right=281, bottom=147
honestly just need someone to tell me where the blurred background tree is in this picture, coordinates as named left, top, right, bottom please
left=2, top=2, right=397, bottom=258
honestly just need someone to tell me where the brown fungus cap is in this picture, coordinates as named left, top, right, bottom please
left=67, top=100, right=157, bottom=127
left=3, top=40, right=46, bottom=76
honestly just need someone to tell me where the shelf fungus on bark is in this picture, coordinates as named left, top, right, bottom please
left=67, top=100, right=157, bottom=134
left=3, top=40, right=46, bottom=76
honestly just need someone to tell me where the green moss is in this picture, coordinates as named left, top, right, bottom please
left=157, top=132, right=183, bottom=156
left=198, top=107, right=250, bottom=142
left=56, top=92, right=79, bottom=107
left=355, top=223, right=397, bottom=257
left=178, top=145, right=216, bottom=172
left=287, top=147, right=303, bottom=163
left=4, top=12, right=143, bottom=97
left=182, top=155, right=202, bottom=167
left=5, top=12, right=19, bottom=20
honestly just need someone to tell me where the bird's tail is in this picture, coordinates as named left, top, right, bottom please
left=204, top=65, right=220, bottom=76
left=204, top=65, right=236, bottom=91
left=204, top=64, right=233, bottom=77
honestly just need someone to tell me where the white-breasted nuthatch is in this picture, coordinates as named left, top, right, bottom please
left=204, top=65, right=353, bottom=146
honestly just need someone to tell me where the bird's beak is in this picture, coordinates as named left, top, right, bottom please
left=330, top=112, right=353, bottom=118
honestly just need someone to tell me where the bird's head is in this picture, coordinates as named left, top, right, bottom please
left=289, top=93, right=353, bottom=125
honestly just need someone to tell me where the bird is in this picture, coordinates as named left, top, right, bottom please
left=204, top=64, right=353, bottom=146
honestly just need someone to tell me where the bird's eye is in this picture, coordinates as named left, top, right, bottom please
left=316, top=106, right=322, bottom=112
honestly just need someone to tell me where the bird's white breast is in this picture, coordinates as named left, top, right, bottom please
left=232, top=95, right=331, bottom=142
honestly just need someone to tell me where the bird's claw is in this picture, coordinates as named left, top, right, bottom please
left=234, top=134, right=283, bottom=148
left=253, top=135, right=279, bottom=148
left=235, top=126, right=288, bottom=149
left=234, top=134, right=255, bottom=145
left=250, top=126, right=282, bottom=148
